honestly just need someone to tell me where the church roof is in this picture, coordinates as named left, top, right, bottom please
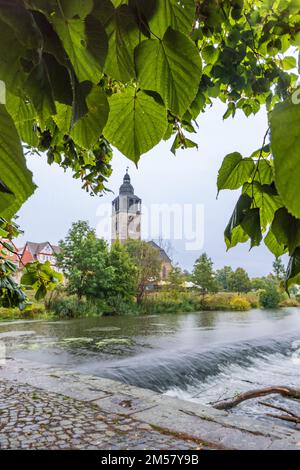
left=119, top=170, right=134, bottom=195
left=147, top=241, right=172, bottom=263
left=113, top=170, right=141, bottom=204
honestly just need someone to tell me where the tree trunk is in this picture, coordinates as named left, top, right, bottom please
left=213, top=386, right=300, bottom=410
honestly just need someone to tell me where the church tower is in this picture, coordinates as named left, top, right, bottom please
left=111, top=170, right=142, bottom=244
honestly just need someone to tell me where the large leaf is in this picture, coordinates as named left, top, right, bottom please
left=6, top=92, right=39, bottom=147
left=48, top=4, right=103, bottom=83
left=264, top=228, right=287, bottom=257
left=0, top=20, right=27, bottom=92
left=0, top=105, right=36, bottom=218
left=286, top=247, right=300, bottom=288
left=243, top=182, right=283, bottom=229
left=217, top=152, right=254, bottom=193
left=224, top=194, right=252, bottom=249
left=270, top=100, right=300, bottom=219
left=240, top=208, right=262, bottom=248
left=54, top=86, right=109, bottom=149
left=271, top=207, right=300, bottom=255
left=135, top=28, right=202, bottom=117
left=148, top=0, right=196, bottom=37
left=103, top=87, right=168, bottom=162
left=94, top=1, right=139, bottom=82
left=254, top=159, right=274, bottom=185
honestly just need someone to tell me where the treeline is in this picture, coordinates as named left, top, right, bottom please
left=43, top=221, right=299, bottom=318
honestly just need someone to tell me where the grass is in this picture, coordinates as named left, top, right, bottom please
left=142, top=291, right=259, bottom=314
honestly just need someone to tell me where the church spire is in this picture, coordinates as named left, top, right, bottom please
left=120, top=168, right=133, bottom=194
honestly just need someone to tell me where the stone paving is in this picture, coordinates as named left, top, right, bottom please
left=0, top=380, right=201, bottom=450
left=1, top=359, right=300, bottom=450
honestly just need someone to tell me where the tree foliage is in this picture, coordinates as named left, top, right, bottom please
left=56, top=221, right=137, bottom=305
left=125, top=239, right=162, bottom=304
left=192, top=252, right=217, bottom=294
left=227, top=267, right=251, bottom=293
left=216, top=265, right=233, bottom=291
left=1, top=0, right=300, bottom=293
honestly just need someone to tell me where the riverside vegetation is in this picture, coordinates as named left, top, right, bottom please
left=1, top=221, right=299, bottom=321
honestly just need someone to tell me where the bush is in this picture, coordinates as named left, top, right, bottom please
left=245, top=293, right=259, bottom=308
left=45, top=289, right=138, bottom=317
left=142, top=291, right=256, bottom=314
left=46, top=295, right=109, bottom=318
left=259, top=285, right=281, bottom=309
left=0, top=303, right=48, bottom=321
left=229, top=295, right=251, bottom=311
left=279, top=297, right=300, bottom=307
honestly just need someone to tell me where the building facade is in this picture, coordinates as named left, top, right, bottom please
left=19, top=242, right=60, bottom=269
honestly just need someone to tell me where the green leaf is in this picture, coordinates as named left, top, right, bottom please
left=0, top=105, right=36, bottom=219
left=264, top=229, right=287, bottom=257
left=271, top=207, right=300, bottom=255
left=49, top=6, right=102, bottom=83
left=241, top=208, right=262, bottom=248
left=243, top=182, right=282, bottom=229
left=24, top=60, right=56, bottom=121
left=217, top=152, right=254, bottom=193
left=254, top=159, right=273, bottom=185
left=147, top=0, right=195, bottom=37
left=225, top=194, right=252, bottom=249
left=54, top=87, right=109, bottom=149
left=286, top=247, right=300, bottom=288
left=282, top=56, right=296, bottom=70
left=202, top=45, right=219, bottom=64
left=6, top=93, right=39, bottom=147
left=226, top=225, right=249, bottom=250
left=104, top=87, right=168, bottom=162
left=94, top=2, right=139, bottom=82
left=270, top=100, right=300, bottom=219
left=135, top=28, right=202, bottom=117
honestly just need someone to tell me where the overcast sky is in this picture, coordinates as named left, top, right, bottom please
left=16, top=100, right=280, bottom=277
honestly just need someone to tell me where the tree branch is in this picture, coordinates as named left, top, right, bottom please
left=213, top=386, right=300, bottom=410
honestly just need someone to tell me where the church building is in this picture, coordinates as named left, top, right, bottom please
left=111, top=171, right=172, bottom=281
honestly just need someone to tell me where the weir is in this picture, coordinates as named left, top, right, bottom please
left=1, top=358, right=300, bottom=450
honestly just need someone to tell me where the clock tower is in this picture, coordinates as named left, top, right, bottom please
left=111, top=170, right=142, bottom=244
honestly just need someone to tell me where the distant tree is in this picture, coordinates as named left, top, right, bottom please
left=259, top=283, right=281, bottom=309
left=228, top=268, right=251, bottom=293
left=168, top=266, right=184, bottom=290
left=192, top=253, right=218, bottom=295
left=251, top=277, right=268, bottom=291
left=125, top=240, right=162, bottom=304
left=56, top=221, right=114, bottom=300
left=216, top=266, right=233, bottom=291
left=272, top=257, right=286, bottom=282
left=108, top=241, right=137, bottom=302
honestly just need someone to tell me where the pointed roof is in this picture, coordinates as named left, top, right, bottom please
left=119, top=169, right=134, bottom=195
left=147, top=241, right=172, bottom=263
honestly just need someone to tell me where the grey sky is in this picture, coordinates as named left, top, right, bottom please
left=16, top=100, right=279, bottom=277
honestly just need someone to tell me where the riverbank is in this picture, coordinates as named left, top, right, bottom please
left=1, top=358, right=300, bottom=450
left=1, top=290, right=299, bottom=322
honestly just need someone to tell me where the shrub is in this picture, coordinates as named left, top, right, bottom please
left=46, top=295, right=108, bottom=318
left=279, top=297, right=300, bottom=308
left=245, top=293, right=259, bottom=308
left=229, top=295, right=251, bottom=311
left=259, top=285, right=281, bottom=309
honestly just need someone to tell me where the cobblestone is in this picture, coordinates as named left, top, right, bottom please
left=0, top=380, right=201, bottom=450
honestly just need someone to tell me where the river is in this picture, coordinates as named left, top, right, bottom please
left=1, top=308, right=300, bottom=426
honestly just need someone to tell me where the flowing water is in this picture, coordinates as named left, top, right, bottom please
left=1, top=309, right=300, bottom=426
